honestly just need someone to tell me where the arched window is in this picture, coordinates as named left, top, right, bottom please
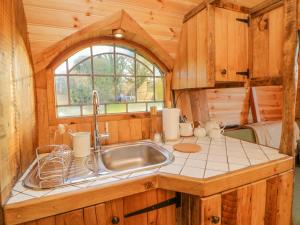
left=54, top=44, right=164, bottom=118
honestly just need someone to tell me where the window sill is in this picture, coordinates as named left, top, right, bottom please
left=49, top=111, right=162, bottom=126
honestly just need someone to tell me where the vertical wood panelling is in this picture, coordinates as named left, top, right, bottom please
left=0, top=0, right=36, bottom=204
left=187, top=15, right=197, bottom=89
left=200, top=195, right=221, bottom=225
left=55, top=209, right=84, bottom=225
left=252, top=6, right=284, bottom=78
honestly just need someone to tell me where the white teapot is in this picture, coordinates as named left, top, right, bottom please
left=205, top=119, right=221, bottom=133
left=193, top=126, right=206, bottom=138
left=179, top=122, right=194, bottom=137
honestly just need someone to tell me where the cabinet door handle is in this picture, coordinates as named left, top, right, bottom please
left=210, top=216, right=220, bottom=224
left=111, top=216, right=120, bottom=224
left=221, top=69, right=227, bottom=75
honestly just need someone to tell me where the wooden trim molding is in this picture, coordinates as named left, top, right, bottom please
left=250, top=0, right=283, bottom=17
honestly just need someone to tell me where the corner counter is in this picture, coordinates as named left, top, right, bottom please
left=4, top=136, right=294, bottom=225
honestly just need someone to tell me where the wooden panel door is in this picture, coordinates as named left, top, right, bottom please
left=215, top=7, right=229, bottom=82
left=200, top=195, right=222, bottom=225
left=227, top=11, right=249, bottom=82
left=215, top=8, right=249, bottom=82
left=187, top=15, right=198, bottom=89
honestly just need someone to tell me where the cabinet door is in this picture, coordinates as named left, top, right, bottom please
left=215, top=8, right=249, bottom=82
left=227, top=11, right=249, bottom=82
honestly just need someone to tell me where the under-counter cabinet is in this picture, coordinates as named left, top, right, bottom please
left=13, top=170, right=293, bottom=225
left=172, top=6, right=249, bottom=89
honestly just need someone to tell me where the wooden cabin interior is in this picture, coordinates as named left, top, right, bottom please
left=0, top=0, right=300, bottom=224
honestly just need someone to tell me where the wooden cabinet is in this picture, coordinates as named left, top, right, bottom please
left=215, top=8, right=249, bottom=82
left=251, top=6, right=284, bottom=79
left=179, top=170, right=293, bottom=225
left=172, top=6, right=249, bottom=90
left=20, top=190, right=176, bottom=225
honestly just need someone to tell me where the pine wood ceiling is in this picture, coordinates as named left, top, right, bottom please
left=23, top=0, right=266, bottom=61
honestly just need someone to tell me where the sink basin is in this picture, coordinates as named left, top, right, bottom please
left=101, top=142, right=174, bottom=172
left=23, top=141, right=173, bottom=190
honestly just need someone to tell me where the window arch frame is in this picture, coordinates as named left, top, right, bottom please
left=48, top=39, right=168, bottom=121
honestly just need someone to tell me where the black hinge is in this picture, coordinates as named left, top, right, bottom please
left=124, top=192, right=181, bottom=218
left=236, top=17, right=250, bottom=26
left=236, top=69, right=250, bottom=78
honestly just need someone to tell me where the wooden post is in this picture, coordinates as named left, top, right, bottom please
left=280, top=0, right=298, bottom=156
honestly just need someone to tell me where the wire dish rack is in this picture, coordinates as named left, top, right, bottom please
left=24, top=145, right=98, bottom=189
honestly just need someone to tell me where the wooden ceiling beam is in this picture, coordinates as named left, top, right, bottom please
left=250, top=0, right=283, bottom=17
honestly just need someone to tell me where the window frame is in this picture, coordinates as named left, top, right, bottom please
left=47, top=39, right=168, bottom=123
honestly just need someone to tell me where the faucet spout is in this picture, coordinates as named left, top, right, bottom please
left=92, top=90, right=109, bottom=153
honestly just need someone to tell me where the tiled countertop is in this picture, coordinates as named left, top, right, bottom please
left=6, top=136, right=287, bottom=205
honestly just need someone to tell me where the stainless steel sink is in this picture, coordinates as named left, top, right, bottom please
left=101, top=142, right=174, bottom=172
left=23, top=141, right=174, bottom=190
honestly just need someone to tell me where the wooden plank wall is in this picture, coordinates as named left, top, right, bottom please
left=251, top=86, right=283, bottom=122
left=0, top=0, right=36, bottom=205
left=176, top=87, right=250, bottom=126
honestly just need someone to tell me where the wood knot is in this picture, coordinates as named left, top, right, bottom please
left=144, top=182, right=154, bottom=190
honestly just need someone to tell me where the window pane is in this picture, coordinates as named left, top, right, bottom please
left=116, top=77, right=135, bottom=103
left=69, top=59, right=92, bottom=74
left=93, top=54, right=114, bottom=75
left=55, top=62, right=67, bottom=74
left=155, top=77, right=164, bottom=101
left=128, top=103, right=146, bottom=112
left=57, top=106, right=80, bottom=117
left=155, top=67, right=163, bottom=77
left=136, top=54, right=153, bottom=71
left=136, top=62, right=153, bottom=77
left=68, top=48, right=91, bottom=69
left=136, top=77, right=154, bottom=102
left=116, top=54, right=134, bottom=76
left=69, top=77, right=92, bottom=104
left=116, top=47, right=134, bottom=57
left=92, top=45, right=113, bottom=55
left=94, top=77, right=115, bottom=103
left=106, top=104, right=126, bottom=114
left=147, top=102, right=164, bottom=111
left=55, top=76, right=68, bottom=105
left=82, top=105, right=105, bottom=115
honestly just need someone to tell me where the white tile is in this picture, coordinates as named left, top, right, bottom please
left=173, top=151, right=190, bottom=158
left=227, top=151, right=246, bottom=157
left=11, top=190, right=20, bottom=197
left=247, top=153, right=268, bottom=160
left=72, top=180, right=95, bottom=188
left=249, top=158, right=269, bottom=165
left=22, top=188, right=52, bottom=198
left=208, top=149, right=227, bottom=156
left=89, top=177, right=120, bottom=187
left=173, top=157, right=187, bottom=165
left=197, top=137, right=211, bottom=145
left=129, top=169, right=158, bottom=178
left=267, top=154, right=286, bottom=160
left=227, top=156, right=249, bottom=165
left=161, top=144, right=174, bottom=152
left=182, top=137, right=198, bottom=143
left=159, top=164, right=182, bottom=175
left=46, top=185, right=80, bottom=196
left=198, top=144, right=210, bottom=151
left=207, top=154, right=227, bottom=163
left=189, top=152, right=208, bottom=160
left=229, top=164, right=248, bottom=171
left=113, top=173, right=131, bottom=179
left=204, top=170, right=225, bottom=178
left=206, top=162, right=228, bottom=172
left=180, top=167, right=204, bottom=178
left=209, top=145, right=226, bottom=151
left=7, top=193, right=34, bottom=204
left=261, top=147, right=280, bottom=155
left=185, top=159, right=207, bottom=168
left=13, top=182, right=26, bottom=193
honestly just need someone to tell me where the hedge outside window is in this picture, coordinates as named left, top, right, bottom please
left=54, top=45, right=164, bottom=118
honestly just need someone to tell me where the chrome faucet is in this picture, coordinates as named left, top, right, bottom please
left=92, top=90, right=109, bottom=153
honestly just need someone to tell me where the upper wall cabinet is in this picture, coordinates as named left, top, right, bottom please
left=251, top=6, right=284, bottom=79
left=172, top=7, right=249, bottom=90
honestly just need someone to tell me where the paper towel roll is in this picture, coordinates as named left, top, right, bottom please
left=162, top=108, right=180, bottom=141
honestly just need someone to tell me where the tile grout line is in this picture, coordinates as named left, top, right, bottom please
left=178, top=137, right=191, bottom=175
left=203, top=137, right=212, bottom=178
left=240, top=140, right=252, bottom=165
left=224, top=136, right=230, bottom=172
left=258, top=144, right=271, bottom=161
